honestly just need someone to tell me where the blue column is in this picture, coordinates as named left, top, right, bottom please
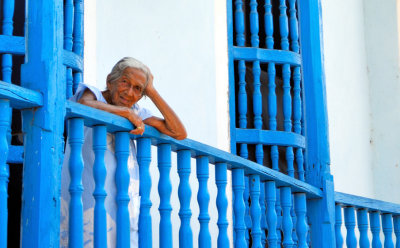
left=280, top=187, right=293, bottom=248
left=357, top=208, right=370, bottom=248
left=369, top=211, right=383, bottom=248
left=250, top=175, right=262, bottom=248
left=64, top=0, right=74, bottom=98
left=72, top=0, right=83, bottom=93
left=178, top=150, right=193, bottom=247
left=115, top=132, right=130, bottom=248
left=216, top=162, right=229, bottom=247
left=244, top=176, right=251, bottom=245
left=232, top=168, right=246, bottom=248
left=260, top=182, right=267, bottom=246
left=92, top=125, right=107, bottom=248
left=265, top=181, right=278, bottom=248
left=295, top=193, right=308, bottom=248
left=158, top=144, right=173, bottom=248
left=335, top=205, right=344, bottom=248
left=344, top=207, right=357, bottom=248
left=382, top=214, right=394, bottom=248
left=137, top=137, right=152, bottom=248
left=196, top=156, right=211, bottom=248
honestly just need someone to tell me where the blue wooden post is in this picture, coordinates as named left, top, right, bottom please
left=382, top=213, right=394, bottom=248
left=393, top=216, right=400, bottom=248
left=244, top=176, right=251, bottom=245
left=265, top=181, right=278, bottom=248
left=115, top=132, right=131, bottom=248
left=370, top=211, right=383, bottom=248
left=260, top=182, right=267, bottom=246
left=294, top=193, right=308, bottom=248
left=276, top=188, right=282, bottom=246
left=250, top=175, right=262, bottom=248
left=72, top=0, right=83, bottom=94
left=281, top=187, right=294, bottom=248
left=196, top=156, right=211, bottom=248
left=344, top=207, right=357, bottom=248
left=232, top=168, right=246, bottom=248
left=0, top=99, right=10, bottom=248
left=137, top=137, right=152, bottom=248
left=158, top=144, right=173, bottom=248
left=291, top=197, right=298, bottom=246
left=178, top=150, right=193, bottom=247
left=20, top=0, right=65, bottom=246
left=64, top=0, right=74, bottom=98
left=216, top=162, right=229, bottom=247
left=357, top=208, right=370, bottom=248
left=92, top=125, right=107, bottom=248
left=335, top=205, right=344, bottom=248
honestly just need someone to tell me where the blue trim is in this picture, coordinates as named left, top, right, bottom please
left=233, top=47, right=302, bottom=65
left=63, top=50, right=84, bottom=72
left=0, top=81, right=43, bottom=109
left=236, top=128, right=305, bottom=148
left=0, top=35, right=24, bottom=55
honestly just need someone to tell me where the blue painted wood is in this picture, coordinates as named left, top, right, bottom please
left=196, top=156, right=211, bottom=248
left=68, top=118, right=84, bottom=248
left=393, top=216, right=400, bottom=248
left=0, top=81, right=43, bottom=109
left=281, top=187, right=294, bottom=248
left=7, top=145, right=23, bottom=164
left=370, top=211, right=383, bottom=248
left=178, top=149, right=193, bottom=247
left=344, top=207, right=357, bottom=248
left=276, top=188, right=283, bottom=246
left=66, top=101, right=324, bottom=197
left=260, top=182, right=267, bottom=246
left=244, top=176, right=251, bottom=245
left=234, top=0, right=245, bottom=47
left=264, top=0, right=274, bottom=49
left=72, top=0, right=83, bottom=94
left=335, top=192, right=400, bottom=214
left=0, top=99, right=10, bottom=248
left=250, top=0, right=259, bottom=47
left=253, top=61, right=263, bottom=164
left=235, top=128, right=305, bottom=148
left=291, top=196, right=298, bottom=246
left=137, top=137, right=152, bottom=248
left=382, top=214, right=394, bottom=248
left=232, top=168, right=246, bottom=248
left=20, top=0, right=65, bottom=246
left=0, top=35, right=24, bottom=55
left=63, top=50, right=84, bottom=72
left=92, top=125, right=107, bottom=248
left=357, top=208, right=370, bottom=248
left=233, top=47, right=302, bottom=66
left=115, top=132, right=131, bottom=248
left=2, top=0, right=15, bottom=83
left=64, top=0, right=74, bottom=98
left=295, top=193, right=308, bottom=248
left=158, top=143, right=173, bottom=248
left=289, top=0, right=300, bottom=53
left=335, top=205, right=344, bottom=248
left=216, top=162, right=229, bottom=247
left=266, top=181, right=278, bottom=248
left=250, top=175, right=262, bottom=248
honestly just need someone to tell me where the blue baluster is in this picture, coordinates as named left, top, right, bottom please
left=276, top=188, right=283, bottom=246
left=393, top=216, right=400, bottom=248
left=0, top=100, right=10, bottom=248
left=216, top=162, right=229, bottom=247
left=281, top=187, right=293, bottom=248
left=244, top=176, right=252, bottom=244
left=291, top=195, right=298, bottom=246
left=197, top=156, right=211, bottom=248
left=250, top=175, right=262, bottom=248
left=382, top=213, right=395, bottom=248
left=92, top=126, right=107, bottom=248
left=265, top=181, right=278, bottom=248
left=232, top=168, right=246, bottom=248
left=260, top=182, right=267, bottom=246
left=64, top=0, right=74, bottom=98
left=357, top=208, right=370, bottom=248
left=234, top=0, right=245, bottom=46
left=335, top=204, right=344, bottom=248
left=73, top=0, right=83, bottom=94
left=250, top=0, right=259, bottom=47
left=68, top=118, right=84, bottom=248
left=158, top=144, right=173, bottom=248
left=115, top=132, right=130, bottom=247
left=289, top=0, right=299, bottom=52
left=137, top=138, right=152, bottom=248
left=370, top=211, right=383, bottom=248
left=294, top=193, right=308, bottom=248
left=178, top=150, right=193, bottom=247
left=344, top=207, right=357, bottom=248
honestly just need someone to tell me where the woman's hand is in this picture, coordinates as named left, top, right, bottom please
left=126, top=108, right=145, bottom=135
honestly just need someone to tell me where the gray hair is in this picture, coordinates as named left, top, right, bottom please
left=107, top=57, right=150, bottom=93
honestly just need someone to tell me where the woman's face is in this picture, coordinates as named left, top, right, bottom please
left=107, top=67, right=147, bottom=107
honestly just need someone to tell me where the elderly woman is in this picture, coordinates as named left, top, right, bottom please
left=60, top=57, right=186, bottom=247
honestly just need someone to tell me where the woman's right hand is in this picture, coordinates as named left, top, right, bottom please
left=126, top=108, right=145, bottom=135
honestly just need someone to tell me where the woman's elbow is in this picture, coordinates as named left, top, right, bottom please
left=173, top=129, right=187, bottom=140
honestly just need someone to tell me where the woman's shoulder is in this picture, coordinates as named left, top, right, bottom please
left=72, top=83, right=106, bottom=103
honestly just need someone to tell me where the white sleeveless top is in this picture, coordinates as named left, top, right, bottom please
left=60, top=83, right=152, bottom=248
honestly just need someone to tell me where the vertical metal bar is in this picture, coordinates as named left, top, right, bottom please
left=158, top=144, right=173, bottom=248
left=260, top=182, right=267, bottom=246
left=64, top=0, right=74, bottom=98
left=196, top=156, right=211, bottom=248
left=72, top=0, right=83, bottom=94
left=357, top=208, right=370, bottom=248
left=250, top=175, right=262, bottom=247
left=216, top=162, right=229, bottom=247
left=265, top=181, right=278, bottom=248
left=294, top=193, right=308, bottom=248
left=370, top=211, right=383, bottom=248
left=92, top=125, right=107, bottom=248
left=137, top=137, right=152, bottom=248
left=0, top=99, right=10, bottom=248
left=280, top=187, right=294, bottom=248
left=393, top=216, right=400, bottom=248
left=382, top=213, right=394, bottom=248
left=335, top=204, right=344, bottom=248
left=232, top=168, right=246, bottom=248
left=344, top=207, right=357, bottom=248
left=115, top=132, right=130, bottom=247
left=178, top=150, right=193, bottom=247
left=68, top=118, right=84, bottom=248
